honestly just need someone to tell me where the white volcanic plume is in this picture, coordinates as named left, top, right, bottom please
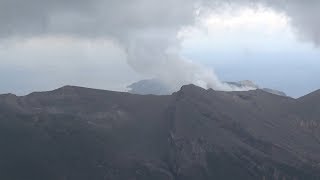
left=0, top=0, right=319, bottom=91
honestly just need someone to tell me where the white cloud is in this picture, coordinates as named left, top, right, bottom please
left=204, top=6, right=290, bottom=34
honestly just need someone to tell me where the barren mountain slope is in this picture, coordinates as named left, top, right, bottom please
left=0, top=85, right=319, bottom=180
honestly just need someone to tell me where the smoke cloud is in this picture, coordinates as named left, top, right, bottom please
left=0, top=0, right=319, bottom=91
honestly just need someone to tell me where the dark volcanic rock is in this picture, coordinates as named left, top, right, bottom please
left=0, top=85, right=319, bottom=180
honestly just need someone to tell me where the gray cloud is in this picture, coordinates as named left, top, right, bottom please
left=266, top=0, right=320, bottom=45
left=0, top=0, right=319, bottom=91
left=0, top=0, right=196, bottom=38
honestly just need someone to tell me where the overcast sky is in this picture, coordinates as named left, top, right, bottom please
left=0, top=0, right=319, bottom=97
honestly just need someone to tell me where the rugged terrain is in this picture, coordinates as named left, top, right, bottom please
left=0, top=85, right=319, bottom=180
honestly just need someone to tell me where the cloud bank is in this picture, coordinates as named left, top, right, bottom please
left=0, top=0, right=319, bottom=91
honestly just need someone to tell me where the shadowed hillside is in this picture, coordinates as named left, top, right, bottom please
left=0, top=85, right=319, bottom=180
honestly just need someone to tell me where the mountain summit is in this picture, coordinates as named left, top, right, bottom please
left=127, top=79, right=287, bottom=97
left=0, top=85, right=319, bottom=180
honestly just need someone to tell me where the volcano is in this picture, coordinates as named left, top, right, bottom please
left=0, top=85, right=319, bottom=180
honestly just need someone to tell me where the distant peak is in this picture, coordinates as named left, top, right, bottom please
left=0, top=93, right=18, bottom=99
left=180, top=84, right=205, bottom=91
left=26, top=85, right=85, bottom=97
left=49, top=85, right=76, bottom=93
left=55, top=85, right=88, bottom=92
left=59, top=85, right=77, bottom=89
left=178, top=84, right=207, bottom=95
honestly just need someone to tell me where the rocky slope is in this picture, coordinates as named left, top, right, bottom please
left=0, top=85, right=319, bottom=180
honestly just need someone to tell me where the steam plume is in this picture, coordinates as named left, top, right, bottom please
left=0, top=0, right=319, bottom=91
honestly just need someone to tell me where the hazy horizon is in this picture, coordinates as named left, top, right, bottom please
left=1, top=0, right=319, bottom=97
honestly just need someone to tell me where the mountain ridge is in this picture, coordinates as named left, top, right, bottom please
left=0, top=84, right=320, bottom=179
left=127, top=79, right=289, bottom=97
left=3, top=84, right=318, bottom=99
